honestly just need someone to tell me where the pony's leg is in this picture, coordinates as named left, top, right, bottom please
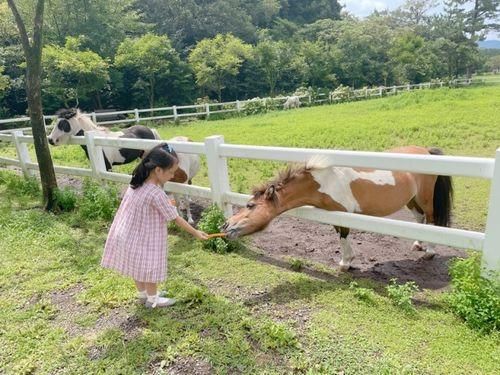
left=421, top=211, right=436, bottom=259
left=409, top=206, right=426, bottom=252
left=184, top=195, right=194, bottom=224
left=335, top=226, right=353, bottom=271
left=409, top=200, right=437, bottom=259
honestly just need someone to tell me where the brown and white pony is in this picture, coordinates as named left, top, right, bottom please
left=223, top=146, right=453, bottom=271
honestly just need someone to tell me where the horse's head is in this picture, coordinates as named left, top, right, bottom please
left=222, top=184, right=281, bottom=239
left=48, top=108, right=81, bottom=146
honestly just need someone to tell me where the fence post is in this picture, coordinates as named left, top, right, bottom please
left=440, top=81, right=443, bottom=88
left=91, top=111, right=97, bottom=124
left=134, top=108, right=140, bottom=124
left=407, top=83, right=411, bottom=91
left=172, top=105, right=178, bottom=123
left=482, top=149, right=500, bottom=277
left=204, top=135, right=233, bottom=217
left=236, top=100, right=241, bottom=113
left=205, top=103, right=210, bottom=119
left=85, top=131, right=107, bottom=182
left=308, top=94, right=312, bottom=105
left=12, top=130, right=33, bottom=178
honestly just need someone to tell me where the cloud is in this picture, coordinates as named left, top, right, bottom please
left=341, top=0, right=404, bottom=17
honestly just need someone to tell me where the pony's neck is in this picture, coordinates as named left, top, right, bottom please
left=77, top=114, right=103, bottom=132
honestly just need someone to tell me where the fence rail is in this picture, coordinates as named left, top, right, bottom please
left=0, top=130, right=498, bottom=274
left=0, top=78, right=475, bottom=133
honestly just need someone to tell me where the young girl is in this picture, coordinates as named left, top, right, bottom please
left=101, top=143, right=208, bottom=308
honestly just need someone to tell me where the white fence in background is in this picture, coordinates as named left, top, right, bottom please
left=0, top=130, right=498, bottom=275
left=0, top=78, right=475, bottom=134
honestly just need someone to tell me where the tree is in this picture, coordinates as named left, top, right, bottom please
left=42, top=36, right=109, bottom=110
left=444, top=0, right=500, bottom=41
left=389, top=32, right=436, bottom=83
left=279, top=0, right=342, bottom=25
left=254, top=39, right=292, bottom=96
left=188, top=34, right=252, bottom=101
left=42, top=0, right=146, bottom=58
left=135, top=0, right=257, bottom=51
left=115, top=33, right=183, bottom=109
left=7, top=0, right=58, bottom=210
left=486, top=54, right=500, bottom=72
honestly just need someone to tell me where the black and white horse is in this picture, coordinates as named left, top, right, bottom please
left=48, top=108, right=200, bottom=223
left=48, top=108, right=160, bottom=170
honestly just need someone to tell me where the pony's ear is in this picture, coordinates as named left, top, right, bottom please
left=264, top=185, right=276, bottom=200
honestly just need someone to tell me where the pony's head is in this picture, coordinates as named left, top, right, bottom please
left=223, top=165, right=314, bottom=239
left=222, top=184, right=281, bottom=239
left=48, top=108, right=97, bottom=145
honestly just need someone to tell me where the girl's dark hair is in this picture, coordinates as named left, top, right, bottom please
left=130, top=143, right=178, bottom=189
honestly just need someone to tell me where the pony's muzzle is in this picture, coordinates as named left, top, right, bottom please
left=48, top=138, right=55, bottom=145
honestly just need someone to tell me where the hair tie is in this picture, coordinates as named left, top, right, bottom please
left=162, top=143, right=174, bottom=154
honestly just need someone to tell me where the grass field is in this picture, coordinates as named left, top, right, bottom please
left=3, top=84, right=497, bottom=230
left=1, top=85, right=499, bottom=374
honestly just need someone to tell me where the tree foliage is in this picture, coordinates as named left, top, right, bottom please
left=0, top=0, right=498, bottom=116
left=189, top=34, right=252, bottom=101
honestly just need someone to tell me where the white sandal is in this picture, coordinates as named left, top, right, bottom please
left=145, top=294, right=176, bottom=308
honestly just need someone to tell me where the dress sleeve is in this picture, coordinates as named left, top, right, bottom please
left=153, top=191, right=179, bottom=221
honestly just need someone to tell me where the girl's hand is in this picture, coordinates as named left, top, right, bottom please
left=194, top=230, right=209, bottom=240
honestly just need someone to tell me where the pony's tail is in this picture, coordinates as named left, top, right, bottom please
left=428, top=148, right=453, bottom=227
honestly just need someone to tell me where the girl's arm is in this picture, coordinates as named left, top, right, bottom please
left=174, top=216, right=209, bottom=240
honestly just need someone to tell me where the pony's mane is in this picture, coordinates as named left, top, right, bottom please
left=252, top=155, right=334, bottom=198
left=56, top=108, right=107, bottom=132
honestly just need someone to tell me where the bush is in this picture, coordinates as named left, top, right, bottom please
left=0, top=170, right=40, bottom=197
left=349, top=281, right=376, bottom=304
left=54, top=187, right=77, bottom=211
left=253, top=320, right=298, bottom=352
left=197, top=204, right=239, bottom=254
left=447, top=254, right=500, bottom=333
left=386, top=279, right=419, bottom=312
left=78, top=179, right=120, bottom=221
left=289, top=257, right=304, bottom=272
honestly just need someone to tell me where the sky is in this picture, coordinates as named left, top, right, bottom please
left=341, top=0, right=499, bottom=40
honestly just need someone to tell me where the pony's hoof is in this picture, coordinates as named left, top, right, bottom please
left=411, top=241, right=425, bottom=252
left=339, top=262, right=351, bottom=272
left=188, top=219, right=195, bottom=225
left=422, top=252, right=436, bottom=260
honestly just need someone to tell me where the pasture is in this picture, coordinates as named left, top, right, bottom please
left=1, top=85, right=499, bottom=373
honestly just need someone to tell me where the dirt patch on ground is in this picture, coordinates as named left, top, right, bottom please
left=148, top=357, right=212, bottom=375
left=49, top=284, right=143, bottom=342
left=188, top=198, right=466, bottom=290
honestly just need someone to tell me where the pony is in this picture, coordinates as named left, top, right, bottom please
left=222, top=146, right=453, bottom=271
left=48, top=108, right=161, bottom=170
left=47, top=108, right=200, bottom=223
left=168, top=136, right=200, bottom=224
left=283, top=96, right=301, bottom=110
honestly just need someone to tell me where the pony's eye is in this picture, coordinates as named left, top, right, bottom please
left=246, top=202, right=256, bottom=209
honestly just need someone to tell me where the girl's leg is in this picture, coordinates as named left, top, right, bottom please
left=134, top=280, right=146, bottom=292
left=144, top=282, right=158, bottom=296
left=134, top=280, right=148, bottom=302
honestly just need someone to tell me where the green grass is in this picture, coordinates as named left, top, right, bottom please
left=0, top=181, right=499, bottom=374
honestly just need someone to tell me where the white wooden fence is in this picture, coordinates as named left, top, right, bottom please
left=0, top=78, right=474, bottom=134
left=0, top=130, right=498, bottom=275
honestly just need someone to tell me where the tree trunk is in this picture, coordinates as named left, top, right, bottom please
left=8, top=0, right=58, bottom=211
left=26, top=49, right=58, bottom=210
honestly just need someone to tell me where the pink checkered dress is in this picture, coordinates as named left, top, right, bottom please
left=101, top=183, right=178, bottom=283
